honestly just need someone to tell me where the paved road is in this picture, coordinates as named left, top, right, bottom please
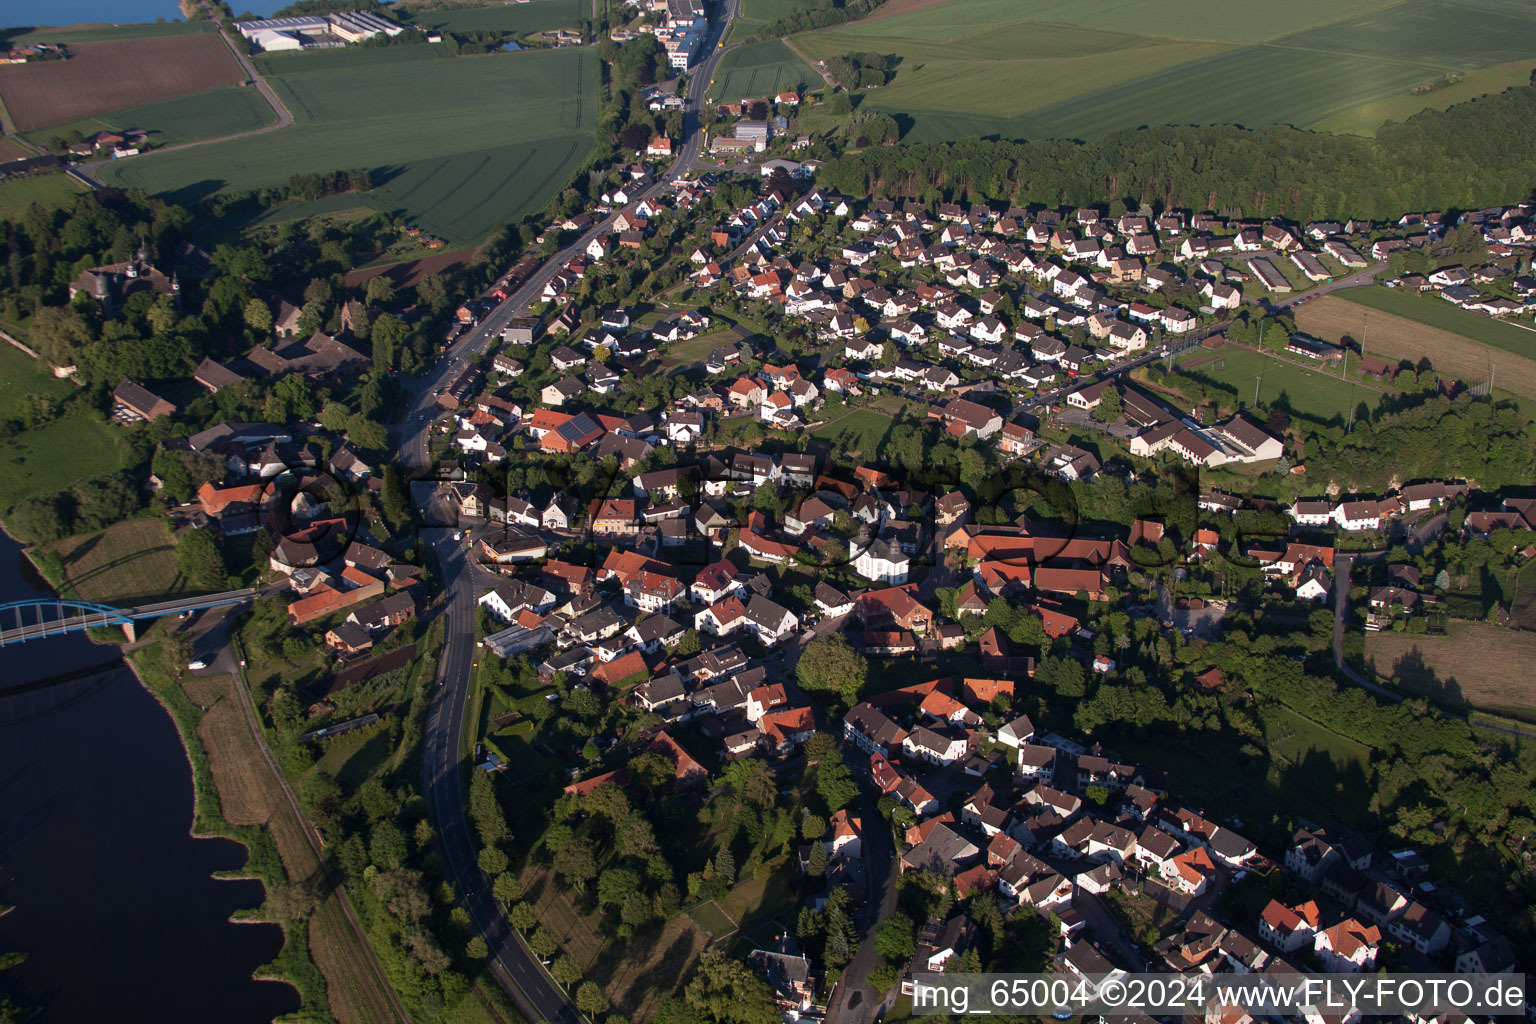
left=823, top=758, right=899, bottom=1024
left=400, top=4, right=741, bottom=1019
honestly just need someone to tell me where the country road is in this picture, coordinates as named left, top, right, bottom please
left=395, top=1, right=743, bottom=1018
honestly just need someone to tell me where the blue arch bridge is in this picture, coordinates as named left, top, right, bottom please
left=0, top=590, right=259, bottom=646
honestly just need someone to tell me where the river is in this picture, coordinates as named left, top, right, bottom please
left=1, top=1, right=289, bottom=27
left=0, top=531, right=299, bottom=1022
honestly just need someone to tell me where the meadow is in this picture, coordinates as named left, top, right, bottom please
left=26, top=85, right=277, bottom=150
left=0, top=413, right=122, bottom=515
left=98, top=46, right=595, bottom=246
left=706, top=40, right=818, bottom=102
left=791, top=0, right=1536, bottom=141
left=45, top=518, right=188, bottom=604
left=0, top=173, right=89, bottom=218
left=401, top=0, right=585, bottom=36
left=1176, top=344, right=1384, bottom=420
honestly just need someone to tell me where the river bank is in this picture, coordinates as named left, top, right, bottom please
left=0, top=526, right=306, bottom=1022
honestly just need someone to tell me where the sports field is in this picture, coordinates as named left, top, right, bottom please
left=99, top=46, right=595, bottom=246
left=1177, top=344, right=1384, bottom=419
left=707, top=40, right=817, bottom=102
left=1295, top=292, right=1536, bottom=400
left=0, top=173, right=89, bottom=217
left=0, top=34, right=245, bottom=131
left=791, top=0, right=1536, bottom=141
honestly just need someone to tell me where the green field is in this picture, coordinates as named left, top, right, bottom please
left=0, top=172, right=88, bottom=217
left=402, top=0, right=584, bottom=36
left=707, top=40, right=817, bottom=102
left=809, top=406, right=896, bottom=455
left=0, top=413, right=122, bottom=514
left=0, top=344, right=74, bottom=418
left=99, top=46, right=595, bottom=246
left=1181, top=344, right=1385, bottom=420
left=792, top=0, right=1536, bottom=141
left=1260, top=702, right=1372, bottom=773
left=1312, top=59, right=1536, bottom=135
left=1334, top=285, right=1536, bottom=360
left=45, top=518, right=189, bottom=604
left=26, top=85, right=277, bottom=150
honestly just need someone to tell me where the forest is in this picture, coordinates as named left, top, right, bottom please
left=817, top=76, right=1536, bottom=222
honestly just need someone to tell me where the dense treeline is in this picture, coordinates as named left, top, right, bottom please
left=818, top=76, right=1536, bottom=221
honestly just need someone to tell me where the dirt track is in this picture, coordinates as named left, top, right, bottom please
left=0, top=35, right=243, bottom=131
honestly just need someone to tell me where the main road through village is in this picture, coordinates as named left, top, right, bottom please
left=398, top=3, right=741, bottom=1019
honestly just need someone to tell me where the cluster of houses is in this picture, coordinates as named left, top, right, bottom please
left=1379, top=204, right=1536, bottom=318
left=613, top=0, right=707, bottom=69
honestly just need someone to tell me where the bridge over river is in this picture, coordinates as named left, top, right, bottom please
left=0, top=589, right=260, bottom=646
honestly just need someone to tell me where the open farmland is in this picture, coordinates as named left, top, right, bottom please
left=707, top=41, right=817, bottom=102
left=401, top=0, right=584, bottom=36
left=0, top=34, right=245, bottom=132
left=1365, top=622, right=1536, bottom=718
left=1295, top=293, right=1536, bottom=400
left=791, top=0, right=1536, bottom=141
left=1331, top=285, right=1536, bottom=357
left=98, top=46, right=594, bottom=246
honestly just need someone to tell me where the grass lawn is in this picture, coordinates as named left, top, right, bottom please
left=44, top=518, right=188, bottom=604
left=402, top=0, right=585, bottom=36
left=0, top=173, right=89, bottom=217
left=0, top=343, right=74, bottom=416
left=1179, top=344, right=1383, bottom=420
left=1259, top=701, right=1372, bottom=775
left=314, top=726, right=395, bottom=789
left=99, top=46, right=595, bottom=246
left=707, top=41, right=818, bottom=103
left=792, top=0, right=1536, bottom=141
left=1332, top=285, right=1536, bottom=359
left=687, top=899, right=737, bottom=939
left=658, top=328, right=739, bottom=371
left=809, top=406, right=895, bottom=457
left=0, top=413, right=121, bottom=515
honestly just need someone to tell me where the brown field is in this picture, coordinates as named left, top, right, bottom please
left=0, top=35, right=243, bottom=131
left=184, top=670, right=410, bottom=1024
left=520, top=864, right=709, bottom=1021
left=1295, top=295, right=1536, bottom=400
left=343, top=248, right=475, bottom=290
left=0, top=137, right=33, bottom=162
left=1364, top=621, right=1536, bottom=717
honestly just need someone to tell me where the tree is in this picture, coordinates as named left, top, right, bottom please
left=529, top=927, right=559, bottom=958
left=683, top=947, right=780, bottom=1024
left=577, top=982, right=611, bottom=1016
left=795, top=634, right=867, bottom=704
left=177, top=527, right=228, bottom=589
left=1090, top=388, right=1123, bottom=423
left=6, top=493, right=72, bottom=543
left=806, top=838, right=827, bottom=877
left=509, top=902, right=538, bottom=931
left=479, top=845, right=510, bottom=876
left=492, top=872, right=523, bottom=905
left=873, top=913, right=916, bottom=963
left=552, top=955, right=582, bottom=986
left=244, top=297, right=273, bottom=333
left=365, top=274, right=396, bottom=307
left=466, top=936, right=489, bottom=959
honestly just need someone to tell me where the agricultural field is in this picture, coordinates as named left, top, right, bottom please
left=8, top=22, right=217, bottom=44
left=791, top=0, right=1536, bottom=141
left=99, top=46, right=595, bottom=246
left=0, top=34, right=245, bottom=132
left=1295, top=292, right=1536, bottom=400
left=706, top=40, right=818, bottom=102
left=401, top=0, right=586, bottom=36
left=1175, top=344, right=1384, bottom=420
left=44, top=518, right=188, bottom=605
left=1365, top=621, right=1536, bottom=718
left=27, top=85, right=277, bottom=150
left=1332, top=285, right=1536, bottom=357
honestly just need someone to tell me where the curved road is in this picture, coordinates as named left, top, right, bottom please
left=402, top=4, right=740, bottom=1019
